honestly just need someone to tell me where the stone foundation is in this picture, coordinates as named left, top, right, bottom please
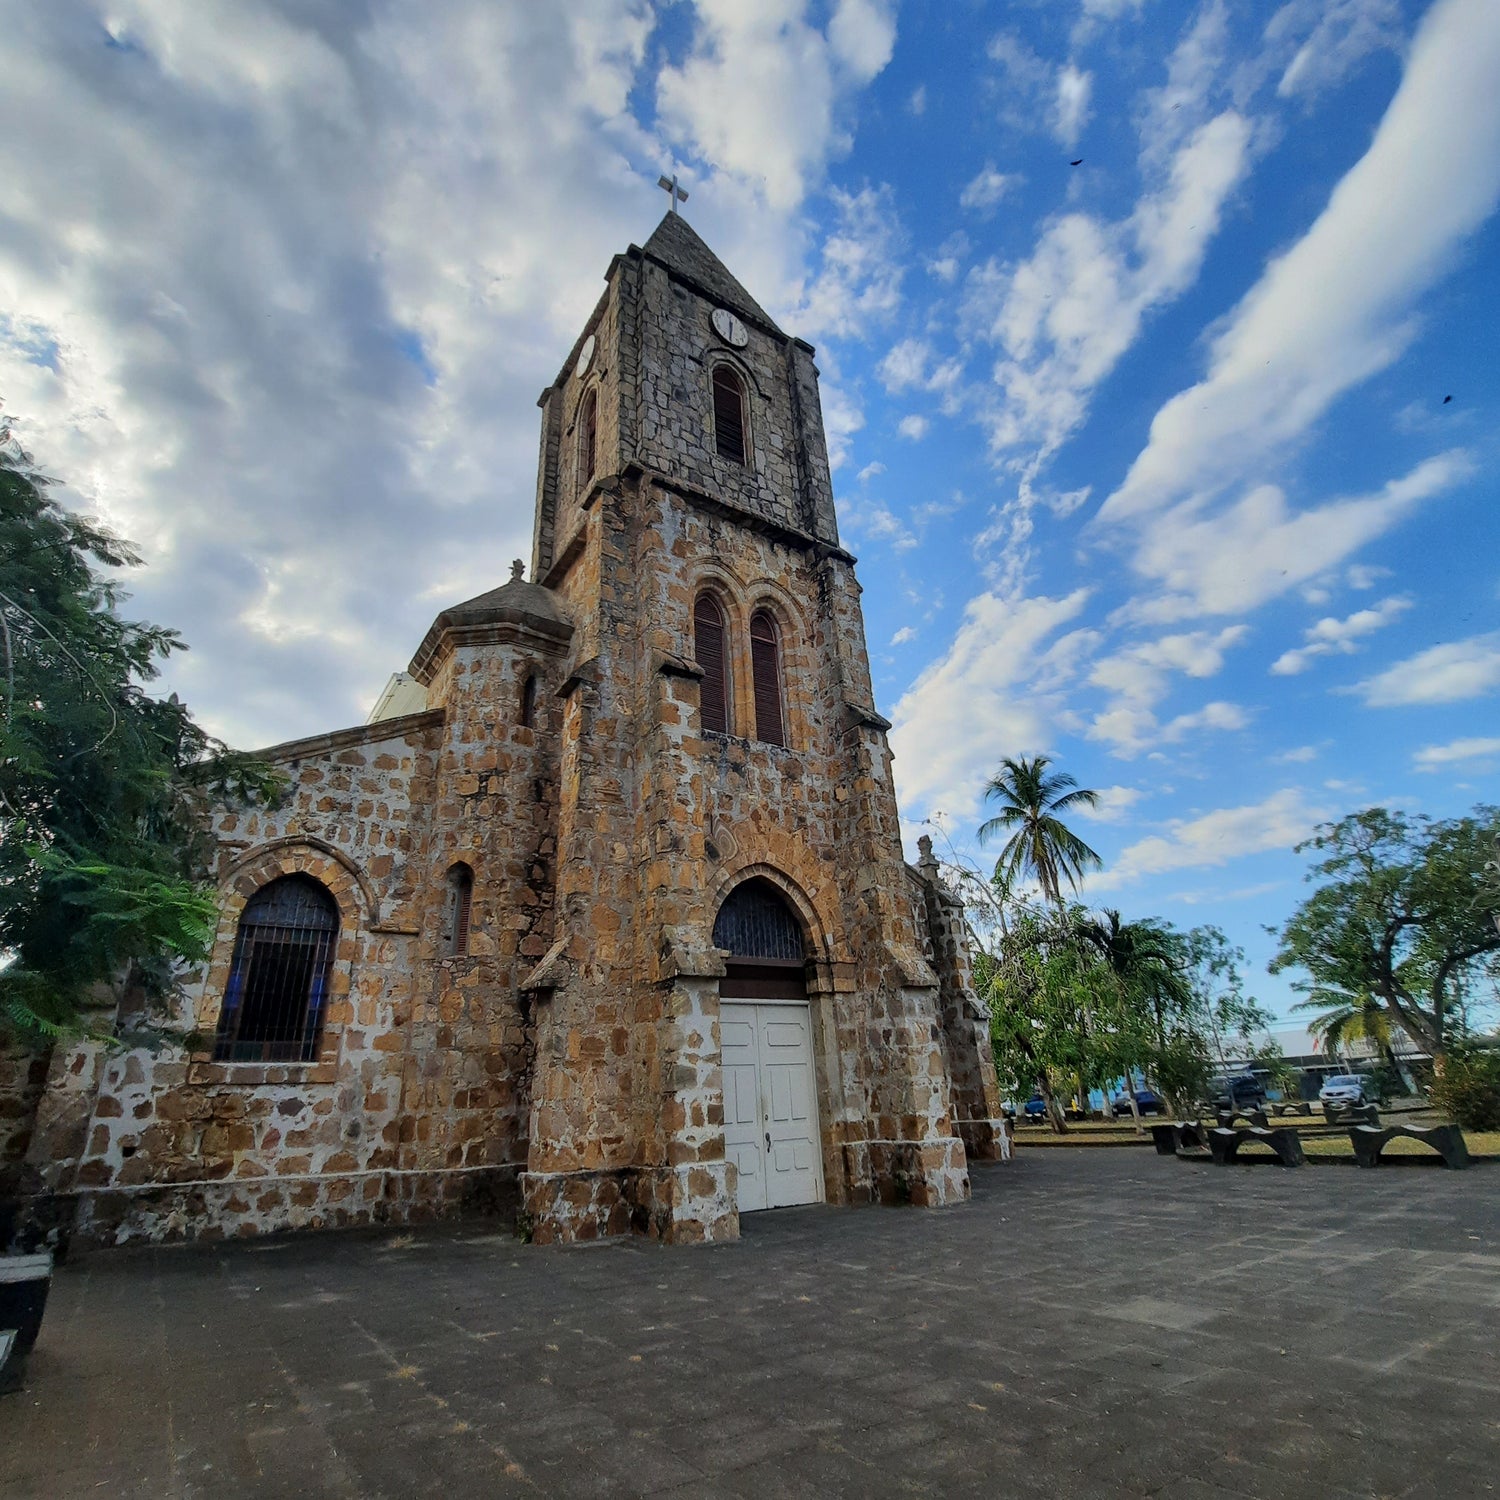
left=866, top=1138, right=971, bottom=1208
left=52, top=1164, right=520, bottom=1250
left=521, top=1162, right=738, bottom=1245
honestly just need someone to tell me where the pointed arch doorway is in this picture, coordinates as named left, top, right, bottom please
left=714, top=879, right=825, bottom=1212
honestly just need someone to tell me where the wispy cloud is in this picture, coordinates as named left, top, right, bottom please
left=1356, top=633, right=1500, bottom=706
left=1270, top=595, right=1411, bottom=675
left=1413, top=736, right=1500, bottom=771
left=1091, top=788, right=1325, bottom=890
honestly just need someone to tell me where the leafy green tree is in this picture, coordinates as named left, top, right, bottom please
left=0, top=425, right=279, bottom=1041
left=1269, top=806, right=1500, bottom=1062
left=977, top=755, right=1102, bottom=908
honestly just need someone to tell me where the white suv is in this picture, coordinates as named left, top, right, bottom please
left=1319, top=1074, right=1374, bottom=1106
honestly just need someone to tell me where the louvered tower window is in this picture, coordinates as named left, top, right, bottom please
left=694, top=593, right=730, bottom=734
left=214, top=876, right=338, bottom=1063
left=578, top=387, right=598, bottom=486
left=749, top=608, right=785, bottom=747
left=446, top=863, right=474, bottom=957
left=712, top=366, right=746, bottom=464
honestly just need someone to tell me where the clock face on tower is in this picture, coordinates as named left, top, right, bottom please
left=711, top=307, right=748, bottom=348
left=574, top=334, right=596, bottom=380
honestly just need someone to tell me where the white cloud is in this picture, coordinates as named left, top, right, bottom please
left=890, top=625, right=917, bottom=646
left=657, top=0, right=896, bottom=213
left=856, top=460, right=886, bottom=484
left=959, top=165, right=1019, bottom=216
left=1086, top=626, right=1249, bottom=755
left=1272, top=744, right=1319, bottom=764
left=1101, top=0, right=1500, bottom=528
left=878, top=338, right=930, bottom=392
left=1054, top=65, right=1093, bottom=147
left=1356, top=633, right=1500, bottom=706
left=1116, top=452, right=1473, bottom=622
left=1092, top=788, right=1324, bottom=889
left=1413, top=737, right=1500, bottom=771
left=1270, top=0, right=1405, bottom=101
left=890, top=588, right=1093, bottom=817
left=1346, top=563, right=1390, bottom=590
left=1269, top=595, right=1411, bottom=675
left=1075, top=785, right=1143, bottom=823
left=898, top=414, right=930, bottom=440
left=790, top=183, right=905, bottom=340
left=1137, top=2, right=1231, bottom=168
left=967, top=109, right=1252, bottom=474
left=908, top=85, right=927, bottom=117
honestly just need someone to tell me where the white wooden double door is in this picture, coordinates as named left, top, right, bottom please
left=720, top=1001, right=824, bottom=1212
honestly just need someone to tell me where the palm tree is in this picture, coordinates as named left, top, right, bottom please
left=1293, top=988, right=1410, bottom=1091
left=978, top=755, right=1103, bottom=909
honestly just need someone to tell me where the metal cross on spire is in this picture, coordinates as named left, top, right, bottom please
left=657, top=173, right=689, bottom=214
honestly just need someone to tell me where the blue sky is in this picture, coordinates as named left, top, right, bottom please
left=2, top=0, right=1497, bottom=1022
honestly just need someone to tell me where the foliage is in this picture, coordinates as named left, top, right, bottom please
left=977, top=755, right=1102, bottom=907
left=0, top=424, right=281, bottom=1041
left=1269, top=806, right=1500, bottom=1060
left=1427, top=1045, right=1500, bottom=1132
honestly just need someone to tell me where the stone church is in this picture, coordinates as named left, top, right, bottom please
left=8, top=210, right=1005, bottom=1247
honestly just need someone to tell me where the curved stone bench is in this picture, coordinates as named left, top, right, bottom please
left=1216, top=1109, right=1270, bottom=1130
left=1151, top=1120, right=1212, bottom=1155
left=1349, top=1123, right=1469, bottom=1170
left=1209, top=1126, right=1306, bottom=1167
left=1269, top=1100, right=1312, bottom=1117
left=1323, top=1102, right=1380, bottom=1127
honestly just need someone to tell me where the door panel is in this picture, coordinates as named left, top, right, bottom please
left=757, top=1007, right=822, bottom=1209
left=720, top=1001, right=822, bottom=1213
left=720, top=1004, right=766, bottom=1213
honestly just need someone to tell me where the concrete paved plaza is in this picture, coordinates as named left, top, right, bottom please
left=2, top=1150, right=1496, bottom=1498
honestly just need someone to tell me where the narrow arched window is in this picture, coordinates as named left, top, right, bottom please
left=214, top=875, right=338, bottom=1063
left=445, top=863, right=474, bottom=957
left=519, top=672, right=538, bottom=729
left=694, top=593, right=729, bottom=735
left=712, top=366, right=746, bottom=464
left=749, top=609, right=785, bottom=747
left=578, top=387, right=598, bottom=487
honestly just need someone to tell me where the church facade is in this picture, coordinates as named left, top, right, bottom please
left=9, top=213, right=1005, bottom=1247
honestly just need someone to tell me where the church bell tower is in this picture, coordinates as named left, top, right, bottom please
left=516, top=209, right=1005, bottom=1243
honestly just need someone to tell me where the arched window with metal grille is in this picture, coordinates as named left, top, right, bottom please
left=694, top=592, right=730, bottom=735
left=578, top=386, right=598, bottom=488
left=213, top=875, right=339, bottom=1063
left=749, top=608, right=786, bottom=747
left=446, top=863, right=474, bottom=957
left=711, top=366, right=747, bottom=464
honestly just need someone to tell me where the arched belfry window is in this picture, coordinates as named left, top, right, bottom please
left=214, top=875, right=339, bottom=1063
left=519, top=671, right=538, bottom=729
left=712, top=366, right=747, bottom=465
left=578, top=387, right=598, bottom=487
left=694, top=592, right=730, bottom=735
left=749, top=609, right=786, bottom=747
left=446, top=863, right=474, bottom=957
left=714, top=878, right=807, bottom=999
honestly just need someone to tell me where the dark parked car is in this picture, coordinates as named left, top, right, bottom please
left=1212, top=1073, right=1267, bottom=1111
left=1110, top=1088, right=1166, bottom=1116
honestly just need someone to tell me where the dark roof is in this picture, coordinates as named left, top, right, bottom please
left=640, top=212, right=781, bottom=334
left=409, top=566, right=573, bottom=682
left=434, top=573, right=571, bottom=635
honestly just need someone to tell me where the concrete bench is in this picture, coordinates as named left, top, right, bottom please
left=1269, top=1100, right=1312, bottom=1117
left=1151, top=1120, right=1211, bottom=1155
left=1349, top=1123, right=1469, bottom=1170
left=1209, top=1126, right=1306, bottom=1167
left=1323, top=1102, right=1380, bottom=1127
left=1216, top=1108, right=1270, bottom=1130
